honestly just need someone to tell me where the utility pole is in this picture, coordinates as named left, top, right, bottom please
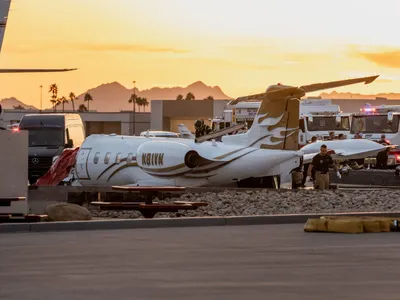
left=132, top=80, right=136, bottom=135
left=39, top=85, right=43, bottom=113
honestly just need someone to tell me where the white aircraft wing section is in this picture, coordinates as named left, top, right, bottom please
left=0, top=68, right=77, bottom=73
left=0, top=1, right=77, bottom=73
left=302, top=139, right=394, bottom=164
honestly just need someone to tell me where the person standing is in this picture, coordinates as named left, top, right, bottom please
left=194, top=119, right=212, bottom=139
left=307, top=144, right=341, bottom=190
left=301, top=136, right=317, bottom=187
left=376, top=134, right=390, bottom=169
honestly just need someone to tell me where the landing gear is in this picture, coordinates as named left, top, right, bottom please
left=236, top=175, right=280, bottom=188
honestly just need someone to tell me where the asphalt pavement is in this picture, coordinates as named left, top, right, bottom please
left=1, top=224, right=400, bottom=300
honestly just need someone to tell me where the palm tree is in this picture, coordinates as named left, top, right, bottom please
left=176, top=94, right=183, bottom=101
left=56, top=98, right=62, bottom=111
left=141, top=97, right=149, bottom=112
left=69, top=92, right=76, bottom=112
left=185, top=92, right=195, bottom=100
left=49, top=83, right=58, bottom=111
left=135, top=96, right=143, bottom=112
left=59, top=96, right=68, bottom=112
left=77, top=104, right=87, bottom=112
left=204, top=95, right=214, bottom=100
left=128, top=94, right=138, bottom=112
left=84, top=93, right=93, bottom=111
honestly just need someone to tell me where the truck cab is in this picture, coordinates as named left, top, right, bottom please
left=350, top=104, right=400, bottom=166
left=299, top=112, right=351, bottom=145
left=18, top=113, right=85, bottom=184
left=210, top=109, right=233, bottom=131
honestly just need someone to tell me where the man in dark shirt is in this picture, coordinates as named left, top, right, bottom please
left=376, top=134, right=390, bottom=169
left=301, top=136, right=318, bottom=187
left=307, top=144, right=340, bottom=189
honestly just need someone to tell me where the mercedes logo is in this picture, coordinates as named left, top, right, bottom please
left=32, top=158, right=39, bottom=164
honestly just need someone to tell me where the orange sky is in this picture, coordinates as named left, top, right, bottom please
left=1, top=0, right=400, bottom=109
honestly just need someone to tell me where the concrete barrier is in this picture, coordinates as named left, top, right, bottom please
left=2, top=211, right=400, bottom=234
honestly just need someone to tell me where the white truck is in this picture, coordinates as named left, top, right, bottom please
left=350, top=104, right=400, bottom=166
left=298, top=100, right=351, bottom=145
left=211, top=99, right=351, bottom=147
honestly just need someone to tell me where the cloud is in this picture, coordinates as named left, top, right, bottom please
left=6, top=43, right=190, bottom=54
left=349, top=45, right=400, bottom=68
left=359, top=50, right=400, bottom=68
left=186, top=57, right=276, bottom=71
left=77, top=43, right=190, bottom=54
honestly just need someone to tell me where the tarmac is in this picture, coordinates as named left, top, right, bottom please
left=1, top=224, right=400, bottom=300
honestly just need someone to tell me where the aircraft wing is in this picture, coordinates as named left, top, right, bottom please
left=228, top=92, right=265, bottom=105
left=299, top=75, right=379, bottom=93
left=229, top=75, right=379, bottom=105
left=303, top=145, right=393, bottom=164
left=0, top=68, right=78, bottom=73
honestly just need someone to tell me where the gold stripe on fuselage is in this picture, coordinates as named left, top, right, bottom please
left=100, top=145, right=260, bottom=182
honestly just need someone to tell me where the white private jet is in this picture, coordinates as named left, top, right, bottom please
left=68, top=75, right=381, bottom=188
left=177, top=124, right=195, bottom=139
left=301, top=139, right=394, bottom=164
left=0, top=0, right=76, bottom=73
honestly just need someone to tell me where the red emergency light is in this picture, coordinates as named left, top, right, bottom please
left=360, top=107, right=376, bottom=112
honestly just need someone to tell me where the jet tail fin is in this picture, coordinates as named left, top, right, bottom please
left=237, top=75, right=379, bottom=151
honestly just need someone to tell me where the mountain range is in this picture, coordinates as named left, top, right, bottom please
left=0, top=81, right=232, bottom=112
left=2, top=81, right=400, bottom=112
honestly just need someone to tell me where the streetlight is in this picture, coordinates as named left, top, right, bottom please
left=39, top=85, right=43, bottom=113
left=132, top=80, right=136, bottom=135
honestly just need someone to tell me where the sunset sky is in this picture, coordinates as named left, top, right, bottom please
left=1, top=0, right=400, bottom=109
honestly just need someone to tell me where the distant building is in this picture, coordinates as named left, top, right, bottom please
left=2, top=109, right=150, bottom=136
left=150, top=99, right=229, bottom=132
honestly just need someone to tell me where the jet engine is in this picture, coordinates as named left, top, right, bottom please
left=136, top=140, right=203, bottom=176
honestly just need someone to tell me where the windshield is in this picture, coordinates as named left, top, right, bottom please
left=26, top=128, right=64, bottom=146
left=350, top=115, right=399, bottom=134
left=306, top=116, right=350, bottom=131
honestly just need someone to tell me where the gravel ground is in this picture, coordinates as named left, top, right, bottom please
left=86, top=189, right=400, bottom=219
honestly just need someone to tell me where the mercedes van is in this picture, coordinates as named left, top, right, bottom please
left=18, top=114, right=85, bottom=184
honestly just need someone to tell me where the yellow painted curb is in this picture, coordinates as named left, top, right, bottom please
left=304, top=216, right=398, bottom=233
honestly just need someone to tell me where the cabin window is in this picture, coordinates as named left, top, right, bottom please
left=93, top=152, right=100, bottom=164
left=104, top=152, right=111, bottom=164
left=127, top=153, right=133, bottom=163
left=115, top=152, right=122, bottom=163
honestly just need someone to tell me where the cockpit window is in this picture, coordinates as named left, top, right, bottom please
left=115, top=152, right=122, bottom=163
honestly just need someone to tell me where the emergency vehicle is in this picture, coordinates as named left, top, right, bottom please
left=351, top=103, right=400, bottom=166
left=211, top=99, right=351, bottom=146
